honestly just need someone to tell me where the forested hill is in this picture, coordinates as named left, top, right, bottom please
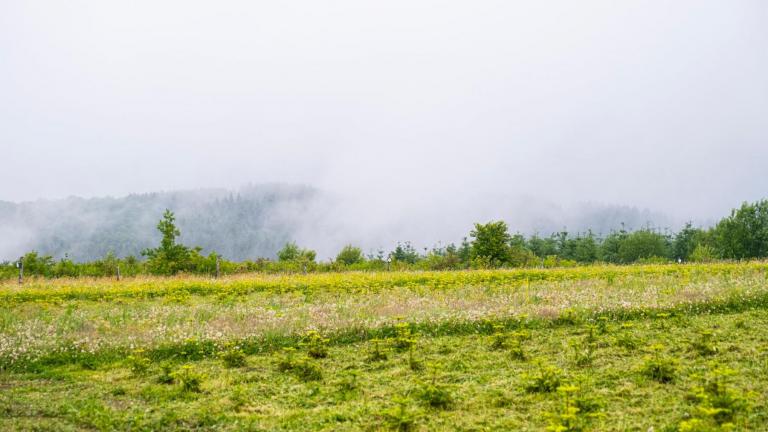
left=0, top=185, right=318, bottom=261
left=0, top=184, right=684, bottom=262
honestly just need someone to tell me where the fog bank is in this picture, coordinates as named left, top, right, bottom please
left=1, top=1, right=766, bottom=252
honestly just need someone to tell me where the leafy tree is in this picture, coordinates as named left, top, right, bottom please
left=336, top=245, right=365, bottom=265
left=571, top=231, right=600, bottom=263
left=470, top=221, right=512, bottom=267
left=600, top=227, right=629, bottom=263
left=673, top=222, right=707, bottom=261
left=142, top=209, right=200, bottom=275
left=689, top=244, right=716, bottom=263
left=19, top=251, right=55, bottom=277
left=509, top=244, right=538, bottom=267
left=711, top=200, right=768, bottom=259
left=99, top=251, right=120, bottom=276
left=277, top=242, right=316, bottom=262
left=390, top=242, right=420, bottom=264
left=550, top=231, right=599, bottom=263
left=457, top=237, right=472, bottom=267
left=617, top=229, right=670, bottom=263
left=53, top=255, right=79, bottom=277
left=527, top=234, right=558, bottom=258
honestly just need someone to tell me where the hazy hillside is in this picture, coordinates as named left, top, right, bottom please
left=0, top=183, right=687, bottom=262
left=0, top=185, right=319, bottom=261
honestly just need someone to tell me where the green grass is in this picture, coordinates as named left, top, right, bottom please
left=1, top=308, right=767, bottom=431
left=1, top=263, right=768, bottom=430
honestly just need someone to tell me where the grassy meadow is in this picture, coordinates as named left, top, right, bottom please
left=2, top=263, right=768, bottom=431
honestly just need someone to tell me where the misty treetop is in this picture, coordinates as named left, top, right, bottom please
left=3, top=199, right=768, bottom=279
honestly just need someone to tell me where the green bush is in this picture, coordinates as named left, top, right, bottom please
left=415, top=383, right=453, bottom=410
left=640, top=345, right=677, bottom=384
left=219, top=347, right=247, bottom=368
left=524, top=363, right=564, bottom=393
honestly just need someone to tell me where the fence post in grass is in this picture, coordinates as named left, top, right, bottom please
left=116, top=265, right=121, bottom=281
left=215, top=256, right=220, bottom=279
left=17, top=257, right=23, bottom=285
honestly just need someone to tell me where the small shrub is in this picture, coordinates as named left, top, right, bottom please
left=546, top=385, right=604, bottom=431
left=110, top=387, right=127, bottom=396
left=510, top=339, right=527, bottom=361
left=293, top=359, right=323, bottom=382
left=524, top=362, right=564, bottom=393
left=640, top=345, right=677, bottom=384
left=655, top=312, right=672, bottom=329
left=546, top=385, right=582, bottom=432
left=408, top=347, right=424, bottom=372
left=302, top=331, right=330, bottom=359
left=595, top=316, right=610, bottom=334
left=337, top=370, right=359, bottom=396
left=690, top=330, right=718, bottom=357
left=584, top=325, right=598, bottom=344
left=382, top=397, right=419, bottom=431
left=556, top=309, right=580, bottom=326
left=489, top=325, right=509, bottom=350
left=277, top=347, right=298, bottom=372
left=574, top=394, right=603, bottom=415
left=616, top=334, right=640, bottom=351
left=571, top=338, right=596, bottom=368
left=392, top=323, right=416, bottom=352
left=157, top=363, right=175, bottom=384
left=367, top=339, right=389, bottom=362
left=79, top=357, right=98, bottom=371
left=173, top=365, right=204, bottom=393
left=683, top=366, right=747, bottom=428
left=229, top=385, right=249, bottom=411
left=512, top=329, right=532, bottom=341
left=276, top=348, right=322, bottom=382
left=127, top=349, right=151, bottom=375
left=415, top=382, right=454, bottom=410
left=219, top=347, right=247, bottom=368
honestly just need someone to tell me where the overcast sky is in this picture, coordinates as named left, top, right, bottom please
left=2, top=1, right=767, bottom=223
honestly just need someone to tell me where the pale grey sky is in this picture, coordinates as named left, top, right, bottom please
left=2, top=1, right=767, bottom=223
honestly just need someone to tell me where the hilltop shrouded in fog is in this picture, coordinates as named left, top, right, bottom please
left=1, top=1, right=767, bottom=259
left=0, top=185, right=318, bottom=261
left=1, top=1, right=767, bottom=234
left=0, top=184, right=682, bottom=261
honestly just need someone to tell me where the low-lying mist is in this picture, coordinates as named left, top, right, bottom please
left=0, top=184, right=693, bottom=262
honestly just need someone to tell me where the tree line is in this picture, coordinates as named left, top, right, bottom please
left=2, top=200, right=768, bottom=279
